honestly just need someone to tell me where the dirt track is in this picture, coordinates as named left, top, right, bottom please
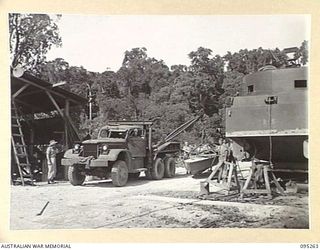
left=10, top=167, right=309, bottom=229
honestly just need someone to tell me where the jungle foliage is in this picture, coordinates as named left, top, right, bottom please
left=9, top=14, right=309, bottom=144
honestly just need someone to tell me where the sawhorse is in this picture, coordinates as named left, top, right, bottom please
left=240, top=161, right=285, bottom=199
left=199, top=161, right=240, bottom=196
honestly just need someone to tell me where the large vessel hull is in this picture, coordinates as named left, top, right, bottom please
left=230, top=135, right=308, bottom=170
left=226, top=67, right=308, bottom=172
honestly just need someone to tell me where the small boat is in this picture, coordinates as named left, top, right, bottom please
left=184, top=153, right=217, bottom=175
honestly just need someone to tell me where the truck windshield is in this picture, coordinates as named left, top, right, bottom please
left=99, top=129, right=127, bottom=139
left=109, top=131, right=127, bottom=139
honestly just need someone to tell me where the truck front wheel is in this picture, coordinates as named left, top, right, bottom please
left=151, top=158, right=165, bottom=180
left=164, top=157, right=176, bottom=178
left=111, top=160, right=128, bottom=187
left=68, top=165, right=85, bottom=186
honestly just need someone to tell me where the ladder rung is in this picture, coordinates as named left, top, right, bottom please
left=16, top=153, right=27, bottom=157
left=19, top=163, right=31, bottom=166
left=11, top=116, right=19, bottom=119
left=12, top=133, right=23, bottom=137
left=14, top=144, right=27, bottom=148
left=21, top=176, right=33, bottom=180
left=12, top=124, right=21, bottom=128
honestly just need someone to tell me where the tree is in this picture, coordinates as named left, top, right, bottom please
left=35, top=58, right=70, bottom=86
left=117, top=47, right=172, bottom=119
left=97, top=70, right=120, bottom=99
left=64, top=66, right=92, bottom=97
left=9, top=13, right=62, bottom=69
left=223, top=47, right=288, bottom=74
left=296, top=40, right=308, bottom=65
left=187, top=47, right=225, bottom=116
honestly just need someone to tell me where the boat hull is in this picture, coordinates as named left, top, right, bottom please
left=184, top=156, right=217, bottom=175
left=226, top=67, right=308, bottom=174
left=230, top=135, right=308, bottom=170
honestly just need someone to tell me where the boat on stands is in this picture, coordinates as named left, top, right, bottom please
left=226, top=61, right=308, bottom=180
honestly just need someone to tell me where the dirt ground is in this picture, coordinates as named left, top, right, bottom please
left=10, top=167, right=309, bottom=229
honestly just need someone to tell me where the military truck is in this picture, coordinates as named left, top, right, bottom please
left=61, top=121, right=180, bottom=187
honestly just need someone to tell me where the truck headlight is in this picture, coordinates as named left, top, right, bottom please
left=102, top=144, right=108, bottom=151
left=72, top=144, right=81, bottom=154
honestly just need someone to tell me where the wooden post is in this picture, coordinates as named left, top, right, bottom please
left=46, top=90, right=79, bottom=140
left=65, top=115, right=80, bottom=141
left=271, top=172, right=285, bottom=195
left=30, top=108, right=35, bottom=156
left=227, top=163, right=234, bottom=189
left=46, top=91, right=64, bottom=117
left=263, top=165, right=272, bottom=199
left=65, top=100, right=70, bottom=148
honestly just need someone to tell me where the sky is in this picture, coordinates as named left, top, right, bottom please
left=46, top=15, right=310, bottom=73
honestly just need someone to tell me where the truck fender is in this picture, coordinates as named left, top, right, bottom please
left=107, top=149, right=132, bottom=169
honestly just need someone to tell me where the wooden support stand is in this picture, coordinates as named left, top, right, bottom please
left=200, top=161, right=240, bottom=196
left=240, top=162, right=285, bottom=199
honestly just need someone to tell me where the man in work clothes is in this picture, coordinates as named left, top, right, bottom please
left=46, top=140, right=58, bottom=184
left=209, top=138, right=230, bottom=176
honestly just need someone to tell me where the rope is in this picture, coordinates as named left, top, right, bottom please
left=268, top=102, right=273, bottom=164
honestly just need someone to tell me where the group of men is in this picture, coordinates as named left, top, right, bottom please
left=182, top=138, right=234, bottom=162
left=213, top=138, right=235, bottom=170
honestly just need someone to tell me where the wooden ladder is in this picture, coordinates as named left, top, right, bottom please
left=11, top=101, right=33, bottom=186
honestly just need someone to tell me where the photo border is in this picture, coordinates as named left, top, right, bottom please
left=0, top=0, right=319, bottom=243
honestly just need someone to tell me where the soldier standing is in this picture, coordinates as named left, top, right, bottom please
left=46, top=140, right=58, bottom=184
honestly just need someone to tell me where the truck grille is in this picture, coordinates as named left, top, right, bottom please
left=83, top=144, right=98, bottom=158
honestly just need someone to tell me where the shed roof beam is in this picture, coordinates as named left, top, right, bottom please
left=12, top=84, right=29, bottom=99
left=13, top=77, right=83, bottom=105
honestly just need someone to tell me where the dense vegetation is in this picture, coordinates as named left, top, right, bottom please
left=9, top=14, right=309, bottom=144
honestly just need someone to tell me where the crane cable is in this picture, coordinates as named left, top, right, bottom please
left=268, top=101, right=273, bottom=165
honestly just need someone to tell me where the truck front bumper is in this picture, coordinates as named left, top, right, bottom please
left=61, top=157, right=108, bottom=168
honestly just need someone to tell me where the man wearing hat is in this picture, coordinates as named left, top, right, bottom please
left=46, top=140, right=58, bottom=184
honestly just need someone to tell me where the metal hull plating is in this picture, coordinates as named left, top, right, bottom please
left=226, top=67, right=308, bottom=171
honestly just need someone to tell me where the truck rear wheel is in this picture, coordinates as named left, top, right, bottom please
left=151, top=158, right=165, bottom=180
left=68, top=165, right=85, bottom=186
left=111, top=160, right=128, bottom=187
left=164, top=157, right=176, bottom=178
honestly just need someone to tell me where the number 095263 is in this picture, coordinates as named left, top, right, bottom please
left=300, top=244, right=319, bottom=248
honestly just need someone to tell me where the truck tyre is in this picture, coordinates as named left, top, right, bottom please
left=151, top=158, right=165, bottom=180
left=111, top=160, right=128, bottom=187
left=164, top=157, right=176, bottom=178
left=68, top=165, right=85, bottom=186
left=128, top=172, right=140, bottom=180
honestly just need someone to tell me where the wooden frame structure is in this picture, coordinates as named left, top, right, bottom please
left=11, top=72, right=87, bottom=183
left=11, top=72, right=87, bottom=148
